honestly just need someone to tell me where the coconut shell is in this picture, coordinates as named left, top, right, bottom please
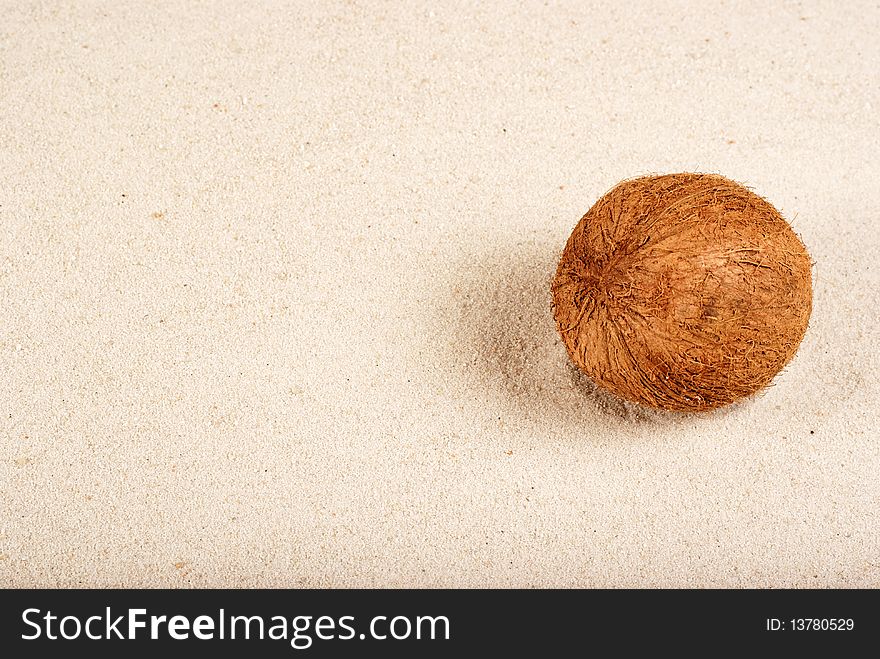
left=551, top=173, right=812, bottom=412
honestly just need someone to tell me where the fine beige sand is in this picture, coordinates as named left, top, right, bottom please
left=2, top=1, right=878, bottom=588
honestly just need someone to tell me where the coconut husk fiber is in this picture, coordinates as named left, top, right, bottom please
left=551, top=173, right=813, bottom=412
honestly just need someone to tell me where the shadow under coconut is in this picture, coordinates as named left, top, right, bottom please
left=448, top=238, right=689, bottom=428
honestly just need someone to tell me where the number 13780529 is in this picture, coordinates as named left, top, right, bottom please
left=766, top=619, right=854, bottom=631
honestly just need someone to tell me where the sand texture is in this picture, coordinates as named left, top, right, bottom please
left=1, top=0, right=878, bottom=588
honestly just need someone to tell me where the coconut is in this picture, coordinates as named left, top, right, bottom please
left=551, top=173, right=813, bottom=412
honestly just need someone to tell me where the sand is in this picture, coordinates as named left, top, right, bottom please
left=1, top=0, right=878, bottom=588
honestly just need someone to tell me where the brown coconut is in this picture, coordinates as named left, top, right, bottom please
left=551, top=173, right=812, bottom=412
